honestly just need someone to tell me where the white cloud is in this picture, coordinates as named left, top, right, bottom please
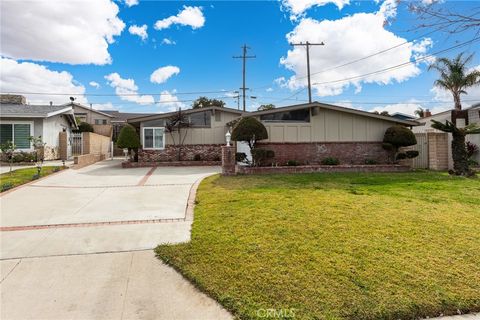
left=105, top=73, right=154, bottom=105
left=161, top=38, right=176, bottom=45
left=0, top=57, right=86, bottom=105
left=93, top=102, right=116, bottom=111
left=124, top=0, right=139, bottom=7
left=282, top=0, right=350, bottom=20
left=150, top=66, right=180, bottom=84
left=128, top=24, right=148, bottom=41
left=369, top=100, right=450, bottom=116
left=266, top=88, right=274, bottom=92
left=158, top=90, right=185, bottom=111
left=280, top=1, right=432, bottom=97
left=0, top=0, right=125, bottom=65
left=154, top=6, right=205, bottom=30
left=89, top=81, right=101, bottom=89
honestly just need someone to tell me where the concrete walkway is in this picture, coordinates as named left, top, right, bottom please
left=0, top=160, right=231, bottom=320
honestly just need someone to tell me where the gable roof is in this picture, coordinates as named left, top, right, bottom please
left=100, top=110, right=156, bottom=122
left=127, top=106, right=244, bottom=123
left=0, top=104, right=74, bottom=118
left=250, top=102, right=419, bottom=126
left=65, top=102, right=115, bottom=118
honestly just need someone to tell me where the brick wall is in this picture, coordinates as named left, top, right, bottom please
left=256, top=142, right=390, bottom=165
left=139, top=144, right=222, bottom=162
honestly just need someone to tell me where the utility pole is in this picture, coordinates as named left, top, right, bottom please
left=233, top=44, right=255, bottom=111
left=290, top=41, right=324, bottom=103
left=233, top=91, right=240, bottom=110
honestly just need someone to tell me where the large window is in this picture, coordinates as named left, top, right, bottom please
left=143, top=127, right=165, bottom=150
left=189, top=111, right=211, bottom=127
left=0, top=122, right=32, bottom=150
left=260, top=109, right=310, bottom=122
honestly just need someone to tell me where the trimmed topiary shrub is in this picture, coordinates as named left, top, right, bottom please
left=231, top=117, right=268, bottom=150
left=116, top=124, right=141, bottom=161
left=406, top=150, right=419, bottom=159
left=321, top=157, right=340, bottom=165
left=382, top=125, right=417, bottom=162
left=250, top=148, right=275, bottom=167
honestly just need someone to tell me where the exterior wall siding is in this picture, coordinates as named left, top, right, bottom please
left=256, top=142, right=390, bottom=165
left=139, top=144, right=222, bottom=162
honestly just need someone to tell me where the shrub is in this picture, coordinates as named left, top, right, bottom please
left=1, top=182, right=13, bottom=192
left=396, top=152, right=407, bottom=160
left=406, top=150, right=419, bottom=159
left=193, top=154, right=202, bottom=161
left=286, top=160, right=299, bottom=166
left=321, top=157, right=340, bottom=165
left=116, top=124, right=141, bottom=161
left=77, top=122, right=94, bottom=133
left=11, top=152, right=36, bottom=163
left=365, top=159, right=378, bottom=165
left=466, top=141, right=479, bottom=158
left=231, top=117, right=268, bottom=150
left=382, top=126, right=417, bottom=162
left=32, top=174, right=40, bottom=180
left=236, top=152, right=247, bottom=163
left=251, top=148, right=275, bottom=167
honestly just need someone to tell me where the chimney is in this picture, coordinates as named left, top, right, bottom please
left=0, top=94, right=26, bottom=105
left=424, top=109, right=432, bottom=117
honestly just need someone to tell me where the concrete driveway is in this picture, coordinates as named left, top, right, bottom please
left=0, top=159, right=231, bottom=320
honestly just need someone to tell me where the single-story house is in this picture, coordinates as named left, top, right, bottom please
left=0, top=95, right=77, bottom=160
left=127, top=102, right=418, bottom=164
left=100, top=110, right=155, bottom=141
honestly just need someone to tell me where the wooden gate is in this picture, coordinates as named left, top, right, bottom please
left=411, top=133, right=429, bottom=169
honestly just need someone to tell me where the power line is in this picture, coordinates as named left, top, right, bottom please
left=1, top=90, right=237, bottom=97
left=233, top=44, right=256, bottom=111
left=312, top=36, right=480, bottom=87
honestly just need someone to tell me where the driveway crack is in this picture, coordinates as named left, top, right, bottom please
left=0, top=259, right=21, bottom=283
left=120, top=252, right=135, bottom=320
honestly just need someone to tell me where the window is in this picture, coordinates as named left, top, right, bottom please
left=0, top=122, right=32, bottom=150
left=260, top=109, right=310, bottom=122
left=95, top=119, right=107, bottom=125
left=189, top=111, right=211, bottom=127
left=143, top=127, right=165, bottom=150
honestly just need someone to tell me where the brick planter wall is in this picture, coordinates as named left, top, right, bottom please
left=256, top=142, right=390, bottom=165
left=139, top=144, right=223, bottom=162
left=122, top=161, right=220, bottom=168
left=237, top=164, right=411, bottom=175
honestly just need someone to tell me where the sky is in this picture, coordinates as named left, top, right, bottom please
left=0, top=0, right=479, bottom=116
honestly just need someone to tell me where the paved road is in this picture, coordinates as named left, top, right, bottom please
left=0, top=159, right=231, bottom=320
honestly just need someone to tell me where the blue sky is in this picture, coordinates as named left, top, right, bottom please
left=1, top=0, right=479, bottom=115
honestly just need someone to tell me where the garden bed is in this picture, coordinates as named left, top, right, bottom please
left=122, top=160, right=221, bottom=168
left=236, top=164, right=411, bottom=174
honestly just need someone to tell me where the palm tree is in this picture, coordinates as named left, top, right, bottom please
left=428, top=53, right=480, bottom=110
left=414, top=107, right=424, bottom=118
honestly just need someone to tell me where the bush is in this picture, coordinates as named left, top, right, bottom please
left=231, top=117, right=268, bottom=149
left=11, top=151, right=36, bottom=163
left=193, top=154, right=202, bottom=161
left=321, top=157, right=340, bottom=165
left=250, top=148, right=275, bottom=166
left=1, top=182, right=13, bottom=192
left=365, top=159, right=378, bottom=165
left=406, top=150, right=419, bottom=159
left=383, top=126, right=417, bottom=162
left=116, top=124, right=141, bottom=161
left=236, top=152, right=247, bottom=163
left=396, top=152, right=407, bottom=160
left=77, top=122, right=94, bottom=133
left=286, top=160, right=299, bottom=166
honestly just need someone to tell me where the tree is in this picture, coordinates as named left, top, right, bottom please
left=29, top=135, right=46, bottom=163
left=116, top=124, right=141, bottom=161
left=257, top=104, right=275, bottom=111
left=432, top=120, right=480, bottom=176
left=373, top=111, right=390, bottom=116
left=165, top=109, right=191, bottom=161
left=192, top=96, right=225, bottom=109
left=231, top=117, right=269, bottom=166
left=382, top=125, right=418, bottom=163
left=77, top=122, right=94, bottom=133
left=428, top=53, right=480, bottom=111
left=414, top=107, right=425, bottom=118
left=0, top=141, right=16, bottom=173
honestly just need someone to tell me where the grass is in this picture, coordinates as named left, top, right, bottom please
left=0, top=166, right=64, bottom=192
left=155, top=172, right=480, bottom=320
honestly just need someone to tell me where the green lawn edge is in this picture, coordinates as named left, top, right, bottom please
left=0, top=166, right=65, bottom=192
left=155, top=172, right=480, bottom=320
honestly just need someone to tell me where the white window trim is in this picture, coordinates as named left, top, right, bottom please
left=0, top=120, right=34, bottom=151
left=142, top=127, right=165, bottom=150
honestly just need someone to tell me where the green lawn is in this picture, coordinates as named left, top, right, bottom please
left=155, top=172, right=480, bottom=320
left=0, top=166, right=64, bottom=192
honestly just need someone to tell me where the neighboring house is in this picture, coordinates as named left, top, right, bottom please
left=412, top=103, right=480, bottom=167
left=0, top=95, right=77, bottom=160
left=128, top=102, right=417, bottom=164
left=100, top=110, right=155, bottom=141
left=70, top=103, right=114, bottom=125
left=391, top=112, right=417, bottom=121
